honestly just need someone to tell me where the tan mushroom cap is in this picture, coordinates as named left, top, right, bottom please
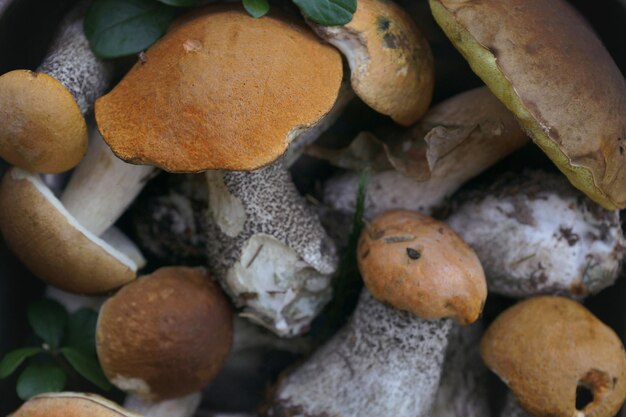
left=0, top=70, right=87, bottom=173
left=9, top=392, right=142, bottom=417
left=0, top=168, right=137, bottom=294
left=95, top=5, right=343, bottom=173
left=96, top=266, right=233, bottom=401
left=357, top=210, right=486, bottom=324
left=481, top=296, right=626, bottom=417
left=310, top=0, right=433, bottom=126
left=429, top=0, right=626, bottom=209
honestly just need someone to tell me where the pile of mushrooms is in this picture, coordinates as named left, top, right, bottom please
left=0, top=0, right=625, bottom=415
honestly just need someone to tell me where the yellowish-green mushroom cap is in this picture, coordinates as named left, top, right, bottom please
left=430, top=0, right=626, bottom=209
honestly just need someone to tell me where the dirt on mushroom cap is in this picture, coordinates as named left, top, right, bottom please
left=95, top=5, right=343, bottom=173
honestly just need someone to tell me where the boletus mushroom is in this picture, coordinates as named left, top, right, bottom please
left=9, top=392, right=142, bottom=417
left=429, top=0, right=626, bottom=209
left=266, top=210, right=486, bottom=416
left=481, top=296, right=626, bottom=417
left=0, top=1, right=113, bottom=173
left=96, top=266, right=233, bottom=401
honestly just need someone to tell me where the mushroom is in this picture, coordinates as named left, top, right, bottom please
left=96, top=266, right=233, bottom=401
left=94, top=4, right=346, bottom=338
left=446, top=170, right=625, bottom=298
left=0, top=168, right=139, bottom=293
left=481, top=296, right=626, bottom=417
left=429, top=0, right=626, bottom=209
left=0, top=0, right=113, bottom=173
left=266, top=210, right=486, bottom=416
left=123, top=393, right=201, bottom=417
left=9, top=392, right=142, bottom=417
left=306, top=0, right=434, bottom=125
left=322, top=86, right=528, bottom=218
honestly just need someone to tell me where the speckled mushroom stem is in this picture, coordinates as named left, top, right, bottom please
left=124, top=392, right=201, bottom=417
left=445, top=170, right=625, bottom=298
left=430, top=322, right=491, bottom=417
left=205, top=159, right=338, bottom=337
left=38, top=0, right=113, bottom=115
left=499, top=394, right=533, bottom=417
left=266, top=289, right=451, bottom=416
left=61, top=130, right=157, bottom=235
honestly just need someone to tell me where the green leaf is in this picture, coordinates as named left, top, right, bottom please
left=0, top=347, right=43, bottom=379
left=61, top=348, right=112, bottom=391
left=243, top=0, right=270, bottom=18
left=16, top=363, right=66, bottom=400
left=27, top=300, right=68, bottom=349
left=85, top=0, right=179, bottom=58
left=293, top=0, right=356, bottom=26
left=64, top=308, right=98, bottom=356
left=156, top=0, right=196, bottom=6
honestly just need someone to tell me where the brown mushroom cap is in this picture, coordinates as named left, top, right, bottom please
left=429, top=0, right=626, bottom=209
left=481, top=296, right=626, bottom=417
left=96, top=266, right=233, bottom=401
left=357, top=210, right=487, bottom=324
left=0, top=70, right=87, bottom=173
left=0, top=168, right=137, bottom=294
left=309, top=0, right=434, bottom=126
left=9, top=392, right=142, bottom=417
left=95, top=5, right=343, bottom=172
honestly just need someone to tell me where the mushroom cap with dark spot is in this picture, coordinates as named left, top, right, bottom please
left=357, top=210, right=486, bottom=324
left=429, top=0, right=626, bottom=209
left=96, top=266, right=233, bottom=401
left=0, top=70, right=87, bottom=173
left=95, top=5, right=343, bottom=173
left=9, top=392, right=142, bottom=417
left=481, top=296, right=626, bottom=417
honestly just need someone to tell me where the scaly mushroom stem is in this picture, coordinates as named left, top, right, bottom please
left=206, top=159, right=338, bottom=337
left=446, top=170, right=625, bottom=298
left=61, top=130, right=157, bottom=235
left=500, top=394, right=532, bottom=417
left=431, top=322, right=491, bottom=417
left=38, top=0, right=113, bottom=115
left=267, top=289, right=452, bottom=416
left=124, top=392, right=201, bottom=417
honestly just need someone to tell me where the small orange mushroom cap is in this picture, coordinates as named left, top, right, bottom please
left=95, top=5, right=343, bottom=172
left=357, top=210, right=487, bottom=325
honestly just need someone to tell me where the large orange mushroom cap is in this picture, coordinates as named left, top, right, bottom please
left=95, top=5, right=343, bottom=172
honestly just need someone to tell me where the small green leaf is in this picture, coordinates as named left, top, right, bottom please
left=85, top=0, right=179, bottom=58
left=293, top=0, right=356, bottom=26
left=243, top=0, right=270, bottom=18
left=27, top=299, right=68, bottom=349
left=0, top=348, right=42, bottom=379
left=61, top=348, right=112, bottom=391
left=64, top=308, right=98, bottom=355
left=156, top=0, right=196, bottom=6
left=16, top=363, right=66, bottom=400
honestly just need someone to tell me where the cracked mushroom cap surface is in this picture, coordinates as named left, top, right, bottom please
left=9, top=392, right=142, bottom=417
left=0, top=168, right=137, bottom=294
left=429, top=0, right=626, bottom=209
left=481, top=296, right=626, bottom=417
left=309, top=0, right=434, bottom=126
left=96, top=266, right=233, bottom=401
left=95, top=4, right=343, bottom=172
left=0, top=70, right=87, bottom=173
left=357, top=210, right=487, bottom=325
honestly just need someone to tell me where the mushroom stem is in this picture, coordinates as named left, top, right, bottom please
left=431, top=322, right=491, bottom=417
left=124, top=392, right=202, bottom=417
left=445, top=170, right=625, bottom=298
left=267, top=289, right=452, bottom=416
left=500, top=394, right=533, bottom=417
left=61, top=130, right=157, bottom=235
left=37, top=0, right=113, bottom=115
left=206, top=158, right=338, bottom=337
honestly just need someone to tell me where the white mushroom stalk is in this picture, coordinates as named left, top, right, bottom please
left=321, top=87, right=528, bottom=218
left=446, top=170, right=625, bottom=298
left=266, top=290, right=453, bottom=417
left=124, top=393, right=201, bottom=417
left=431, top=322, right=491, bottom=417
